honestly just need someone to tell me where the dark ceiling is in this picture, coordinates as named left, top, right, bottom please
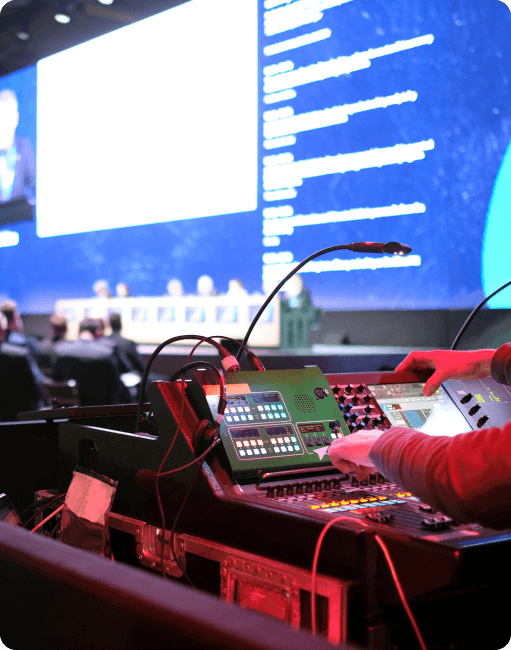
left=0, top=0, right=190, bottom=77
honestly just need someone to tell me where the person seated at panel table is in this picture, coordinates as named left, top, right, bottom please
left=282, top=274, right=312, bottom=309
left=93, top=279, right=113, bottom=299
left=217, top=278, right=249, bottom=324
left=0, top=89, right=36, bottom=205
left=116, top=282, right=132, bottom=298
left=328, top=346, right=511, bottom=531
left=167, top=278, right=184, bottom=297
left=187, top=275, right=217, bottom=323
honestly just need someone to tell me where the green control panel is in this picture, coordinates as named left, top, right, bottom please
left=206, top=366, right=350, bottom=480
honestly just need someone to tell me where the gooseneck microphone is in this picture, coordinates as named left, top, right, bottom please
left=237, top=241, right=412, bottom=361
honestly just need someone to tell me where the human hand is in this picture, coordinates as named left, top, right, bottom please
left=395, top=349, right=495, bottom=397
left=329, top=431, right=384, bottom=481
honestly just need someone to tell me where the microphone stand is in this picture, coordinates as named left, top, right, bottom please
left=237, top=241, right=412, bottom=362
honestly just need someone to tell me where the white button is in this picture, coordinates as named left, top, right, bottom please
left=271, top=405, right=277, bottom=410
left=273, top=413, right=280, bottom=419
left=248, top=415, right=254, bottom=420
left=277, top=437, right=284, bottom=444
left=268, top=414, right=274, bottom=419
left=236, top=441, right=242, bottom=448
left=226, top=416, right=232, bottom=422
left=244, top=407, right=250, bottom=412
left=261, top=414, right=267, bottom=419
left=240, top=450, right=246, bottom=456
left=241, top=415, right=247, bottom=421
left=265, top=406, right=270, bottom=410
left=243, top=441, right=249, bottom=447
left=291, top=436, right=297, bottom=442
left=258, top=439, right=263, bottom=445
left=261, top=448, right=267, bottom=454
left=258, top=406, right=263, bottom=411
left=237, top=407, right=243, bottom=412
left=250, top=440, right=257, bottom=446
left=234, top=416, right=239, bottom=421
left=287, top=445, right=293, bottom=452
left=270, top=438, right=276, bottom=444
left=254, top=449, right=260, bottom=455
left=225, top=407, right=230, bottom=414
left=274, top=446, right=280, bottom=453
left=294, top=445, right=300, bottom=451
left=247, top=449, right=253, bottom=455
left=284, top=437, right=290, bottom=443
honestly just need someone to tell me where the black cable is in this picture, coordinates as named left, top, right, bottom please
left=22, top=493, right=66, bottom=529
left=451, top=279, right=511, bottom=350
left=19, top=495, right=61, bottom=523
left=135, top=334, right=230, bottom=433
left=170, top=459, right=204, bottom=585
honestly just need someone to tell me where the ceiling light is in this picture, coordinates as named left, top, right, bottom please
left=16, top=31, right=30, bottom=40
left=98, top=0, right=114, bottom=5
left=54, top=12, right=71, bottom=23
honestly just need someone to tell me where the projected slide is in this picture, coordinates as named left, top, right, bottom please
left=36, top=0, right=258, bottom=237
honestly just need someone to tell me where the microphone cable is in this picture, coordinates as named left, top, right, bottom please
left=451, top=279, right=511, bottom=350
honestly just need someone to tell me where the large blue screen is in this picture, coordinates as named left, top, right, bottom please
left=1, top=0, right=511, bottom=312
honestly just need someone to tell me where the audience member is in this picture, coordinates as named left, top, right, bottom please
left=0, top=313, right=43, bottom=420
left=52, top=318, right=130, bottom=406
left=36, top=312, right=68, bottom=374
left=0, top=299, right=24, bottom=335
left=104, top=312, right=144, bottom=376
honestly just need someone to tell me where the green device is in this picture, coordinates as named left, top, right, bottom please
left=205, top=366, right=350, bottom=481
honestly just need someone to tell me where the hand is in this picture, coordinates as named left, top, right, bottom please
left=329, top=431, right=384, bottom=481
left=395, top=349, right=495, bottom=396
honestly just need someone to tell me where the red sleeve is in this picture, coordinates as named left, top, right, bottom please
left=369, top=423, right=511, bottom=530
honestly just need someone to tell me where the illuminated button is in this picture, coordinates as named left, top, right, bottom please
left=244, top=407, right=250, bottom=412
left=261, top=448, right=267, bottom=454
left=274, top=446, right=280, bottom=453
left=287, top=445, right=293, bottom=452
left=258, top=439, right=263, bottom=445
left=277, top=437, right=284, bottom=444
left=294, top=445, right=300, bottom=451
left=246, top=449, right=253, bottom=456
left=224, top=407, right=230, bottom=413
left=261, top=414, right=267, bottom=419
left=331, top=433, right=337, bottom=438
left=265, top=406, right=270, bottom=410
left=236, top=441, right=242, bottom=448
left=278, top=404, right=284, bottom=409
left=271, top=405, right=277, bottom=410
left=226, top=416, right=232, bottom=422
left=291, top=436, right=296, bottom=442
left=243, top=441, right=249, bottom=447
left=273, top=413, right=280, bottom=418
left=270, top=438, right=277, bottom=444
left=239, top=450, right=246, bottom=456
left=248, top=415, right=254, bottom=420
left=254, top=449, right=260, bottom=455
left=250, top=440, right=257, bottom=446
left=237, top=407, right=243, bottom=412
left=284, top=437, right=290, bottom=443
left=268, top=414, right=274, bottom=419
left=241, top=416, right=247, bottom=421
left=258, top=406, right=263, bottom=411
left=234, top=416, right=240, bottom=421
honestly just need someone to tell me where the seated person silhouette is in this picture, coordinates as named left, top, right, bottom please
left=116, top=282, right=131, bottom=298
left=0, top=313, right=43, bottom=421
left=36, top=311, right=68, bottom=375
left=53, top=318, right=130, bottom=406
left=167, top=278, right=184, bottom=297
left=187, top=275, right=217, bottom=323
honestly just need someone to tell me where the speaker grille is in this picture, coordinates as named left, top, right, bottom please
left=294, top=394, right=316, bottom=413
